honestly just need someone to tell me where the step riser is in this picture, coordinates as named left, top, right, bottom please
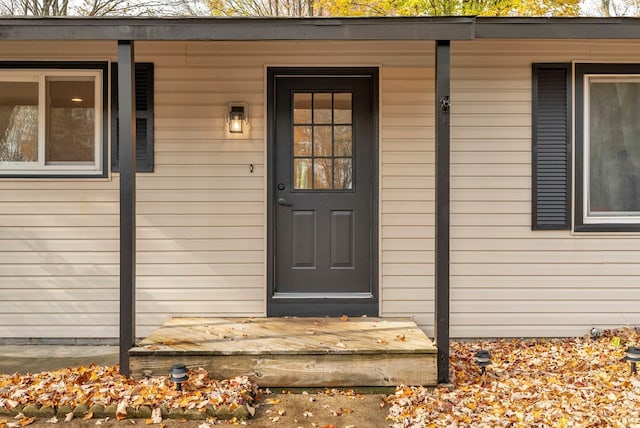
left=130, top=353, right=437, bottom=387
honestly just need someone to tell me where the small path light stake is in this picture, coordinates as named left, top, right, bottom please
left=626, top=347, right=640, bottom=376
left=475, top=350, right=491, bottom=375
left=169, top=363, right=189, bottom=391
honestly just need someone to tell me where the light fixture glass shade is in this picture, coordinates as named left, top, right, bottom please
left=169, top=363, right=189, bottom=391
left=229, top=106, right=245, bottom=133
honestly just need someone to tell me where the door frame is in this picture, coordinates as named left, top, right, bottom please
left=266, top=67, right=380, bottom=316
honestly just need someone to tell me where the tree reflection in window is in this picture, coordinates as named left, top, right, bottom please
left=293, top=92, right=353, bottom=190
left=0, top=82, right=38, bottom=163
left=588, top=78, right=640, bottom=215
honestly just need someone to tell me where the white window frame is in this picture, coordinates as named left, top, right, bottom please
left=583, top=73, right=640, bottom=225
left=0, top=69, right=103, bottom=176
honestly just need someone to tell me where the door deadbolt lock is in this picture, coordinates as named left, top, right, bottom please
left=277, top=183, right=286, bottom=190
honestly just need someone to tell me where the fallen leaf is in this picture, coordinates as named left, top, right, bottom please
left=19, top=417, right=35, bottom=427
left=302, top=411, right=313, bottom=417
left=83, top=412, right=94, bottom=421
left=335, top=342, right=346, bottom=349
left=265, top=398, right=281, bottom=405
left=246, top=405, right=255, bottom=417
left=150, top=407, right=162, bottom=424
left=340, top=315, right=349, bottom=321
left=386, top=327, right=640, bottom=427
left=116, top=400, right=128, bottom=420
left=45, top=416, right=58, bottom=424
left=64, top=413, right=73, bottom=422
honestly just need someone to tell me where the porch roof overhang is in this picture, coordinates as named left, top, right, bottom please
left=0, top=16, right=639, bottom=42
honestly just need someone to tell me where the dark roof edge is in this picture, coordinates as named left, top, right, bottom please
left=476, top=17, right=640, bottom=39
left=0, top=16, right=640, bottom=41
left=0, top=16, right=475, bottom=41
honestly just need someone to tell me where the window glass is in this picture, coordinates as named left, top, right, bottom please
left=313, top=93, right=332, bottom=124
left=587, top=77, right=640, bottom=217
left=0, top=69, right=102, bottom=176
left=293, top=126, right=312, bottom=156
left=333, top=93, right=352, bottom=124
left=313, top=158, right=332, bottom=189
left=294, top=158, right=312, bottom=190
left=293, top=93, right=312, bottom=124
left=313, top=126, right=332, bottom=157
left=46, top=77, right=95, bottom=164
left=293, top=92, right=353, bottom=190
left=0, top=81, right=38, bottom=163
left=334, top=158, right=352, bottom=189
left=334, top=126, right=352, bottom=156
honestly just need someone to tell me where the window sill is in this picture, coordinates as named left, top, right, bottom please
left=0, top=172, right=109, bottom=180
left=574, top=224, right=640, bottom=233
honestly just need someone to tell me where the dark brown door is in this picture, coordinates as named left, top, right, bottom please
left=268, top=68, right=378, bottom=316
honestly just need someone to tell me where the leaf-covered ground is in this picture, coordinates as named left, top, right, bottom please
left=387, top=327, right=640, bottom=427
left=0, top=366, right=256, bottom=426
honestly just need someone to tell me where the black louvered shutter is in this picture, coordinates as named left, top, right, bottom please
left=111, top=62, right=154, bottom=172
left=532, top=64, right=571, bottom=230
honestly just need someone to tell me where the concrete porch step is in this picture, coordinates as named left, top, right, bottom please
left=129, top=317, right=437, bottom=387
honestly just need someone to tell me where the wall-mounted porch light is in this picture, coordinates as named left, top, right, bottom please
left=228, top=102, right=249, bottom=134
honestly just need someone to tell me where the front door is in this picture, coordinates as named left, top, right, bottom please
left=267, top=68, right=378, bottom=316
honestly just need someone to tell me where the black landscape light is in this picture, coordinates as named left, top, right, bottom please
left=169, top=363, right=189, bottom=391
left=626, top=347, right=640, bottom=375
left=475, top=350, right=491, bottom=375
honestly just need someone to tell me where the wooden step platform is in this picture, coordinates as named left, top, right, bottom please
left=129, top=317, right=437, bottom=387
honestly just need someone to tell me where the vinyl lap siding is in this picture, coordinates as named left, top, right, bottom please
left=7, top=38, right=635, bottom=340
left=0, top=41, right=437, bottom=339
left=134, top=43, right=266, bottom=336
left=380, top=63, right=436, bottom=334
left=138, top=39, right=640, bottom=339
left=0, top=42, right=119, bottom=338
left=450, top=40, right=640, bottom=337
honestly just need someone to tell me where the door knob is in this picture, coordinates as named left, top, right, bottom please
left=277, top=198, right=291, bottom=206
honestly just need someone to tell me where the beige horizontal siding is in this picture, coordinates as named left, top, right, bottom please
left=450, top=39, right=640, bottom=337
left=4, top=38, right=640, bottom=340
left=0, top=40, right=436, bottom=338
left=379, top=62, right=435, bottom=335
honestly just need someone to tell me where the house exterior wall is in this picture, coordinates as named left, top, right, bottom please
left=2, top=38, right=639, bottom=340
left=0, top=40, right=436, bottom=339
left=450, top=39, right=640, bottom=337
